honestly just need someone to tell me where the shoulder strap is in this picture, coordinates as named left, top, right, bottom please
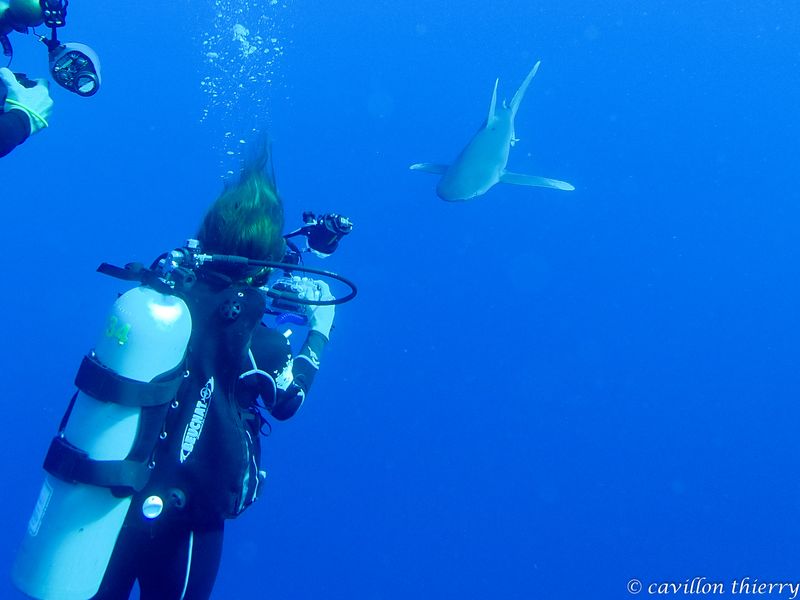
left=182, top=279, right=266, bottom=378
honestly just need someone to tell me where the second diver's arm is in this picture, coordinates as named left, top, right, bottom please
left=0, top=68, right=53, bottom=157
left=0, top=108, right=31, bottom=157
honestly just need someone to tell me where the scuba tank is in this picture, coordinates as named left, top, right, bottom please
left=11, top=228, right=356, bottom=599
left=11, top=286, right=191, bottom=600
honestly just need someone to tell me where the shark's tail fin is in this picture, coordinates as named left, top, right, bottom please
left=509, top=61, right=541, bottom=117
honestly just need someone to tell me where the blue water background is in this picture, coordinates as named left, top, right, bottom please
left=2, top=1, right=800, bottom=598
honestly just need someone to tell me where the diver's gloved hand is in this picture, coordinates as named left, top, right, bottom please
left=0, top=68, right=53, bottom=135
left=306, top=279, right=335, bottom=340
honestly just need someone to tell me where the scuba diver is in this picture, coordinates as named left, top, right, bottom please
left=12, top=141, right=356, bottom=599
left=1, top=0, right=100, bottom=157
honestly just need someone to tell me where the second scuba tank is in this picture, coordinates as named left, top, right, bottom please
left=12, top=286, right=192, bottom=600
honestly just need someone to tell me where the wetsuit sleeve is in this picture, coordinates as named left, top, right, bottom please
left=240, top=325, right=329, bottom=421
left=0, top=109, right=31, bottom=157
left=292, top=330, right=326, bottom=393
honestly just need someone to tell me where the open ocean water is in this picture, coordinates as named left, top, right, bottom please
left=2, top=1, right=800, bottom=598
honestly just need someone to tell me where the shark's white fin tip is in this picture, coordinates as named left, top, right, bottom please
left=500, top=171, right=575, bottom=192
left=410, top=163, right=449, bottom=174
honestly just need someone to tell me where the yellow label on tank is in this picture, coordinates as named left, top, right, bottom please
left=105, top=316, right=131, bottom=345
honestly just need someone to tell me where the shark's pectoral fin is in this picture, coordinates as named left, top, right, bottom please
left=410, top=163, right=449, bottom=174
left=500, top=171, right=575, bottom=191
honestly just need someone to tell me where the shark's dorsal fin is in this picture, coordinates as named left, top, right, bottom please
left=487, top=78, right=499, bottom=124
left=509, top=61, right=541, bottom=117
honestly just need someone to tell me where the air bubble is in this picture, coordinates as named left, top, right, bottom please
left=198, top=0, right=292, bottom=170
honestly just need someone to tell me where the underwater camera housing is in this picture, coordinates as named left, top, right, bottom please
left=264, top=212, right=355, bottom=321
left=0, top=0, right=102, bottom=95
left=40, top=1, right=101, bottom=96
left=296, top=211, right=353, bottom=257
left=47, top=41, right=100, bottom=96
left=266, top=276, right=325, bottom=324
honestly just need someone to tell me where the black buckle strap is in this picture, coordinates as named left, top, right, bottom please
left=75, top=354, right=184, bottom=407
left=43, top=436, right=151, bottom=493
left=96, top=261, right=179, bottom=295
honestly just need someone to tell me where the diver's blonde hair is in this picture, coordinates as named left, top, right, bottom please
left=197, top=141, right=285, bottom=263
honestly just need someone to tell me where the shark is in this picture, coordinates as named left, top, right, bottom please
left=410, top=61, right=574, bottom=201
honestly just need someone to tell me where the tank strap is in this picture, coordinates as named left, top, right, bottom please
left=75, top=354, right=185, bottom=407
left=44, top=356, right=186, bottom=494
left=43, top=436, right=151, bottom=493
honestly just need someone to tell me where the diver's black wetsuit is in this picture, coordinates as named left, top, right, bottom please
left=0, top=108, right=30, bottom=157
left=91, top=275, right=326, bottom=600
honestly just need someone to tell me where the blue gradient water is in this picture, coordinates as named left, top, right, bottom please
left=2, top=1, right=799, bottom=598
